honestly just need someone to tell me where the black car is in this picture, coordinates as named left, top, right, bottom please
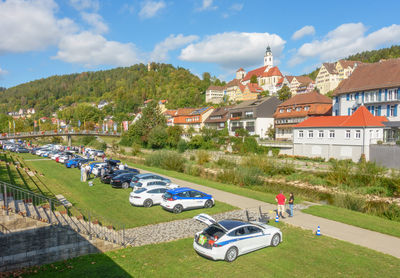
left=110, top=172, right=138, bottom=189
left=16, top=147, right=30, bottom=153
left=101, top=168, right=140, bottom=184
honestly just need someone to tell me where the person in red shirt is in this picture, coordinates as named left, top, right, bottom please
left=275, top=191, right=286, bottom=219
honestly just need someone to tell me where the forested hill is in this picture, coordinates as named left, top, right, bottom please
left=306, top=45, right=400, bottom=80
left=0, top=63, right=221, bottom=117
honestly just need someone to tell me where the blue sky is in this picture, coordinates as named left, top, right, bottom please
left=1, top=0, right=400, bottom=88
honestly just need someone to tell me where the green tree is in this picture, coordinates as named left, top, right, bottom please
left=277, top=85, right=292, bottom=101
left=166, top=126, right=183, bottom=148
left=250, top=75, right=258, bottom=84
left=260, top=90, right=270, bottom=97
left=148, top=125, right=168, bottom=149
left=267, top=124, right=275, bottom=139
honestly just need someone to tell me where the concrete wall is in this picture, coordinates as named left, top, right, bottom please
left=370, top=144, right=400, bottom=169
left=294, top=143, right=363, bottom=162
left=0, top=225, right=99, bottom=272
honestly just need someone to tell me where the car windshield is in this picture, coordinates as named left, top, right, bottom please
left=135, top=182, right=143, bottom=187
left=163, top=192, right=172, bottom=199
left=134, top=188, right=147, bottom=194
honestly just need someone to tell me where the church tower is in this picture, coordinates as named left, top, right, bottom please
left=264, top=46, right=273, bottom=68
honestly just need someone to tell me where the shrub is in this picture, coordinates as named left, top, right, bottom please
left=234, top=167, right=263, bottom=186
left=188, top=135, right=204, bottom=149
left=120, top=147, right=126, bottom=155
left=147, top=125, right=168, bottom=149
left=131, top=143, right=141, bottom=156
left=184, top=164, right=201, bottom=176
left=216, top=169, right=237, bottom=185
left=145, top=151, right=185, bottom=172
left=82, top=136, right=95, bottom=145
left=271, top=148, right=280, bottom=157
left=197, top=150, right=210, bottom=165
left=215, top=158, right=236, bottom=169
left=189, top=154, right=196, bottom=161
left=177, top=139, right=188, bottom=153
left=327, top=159, right=353, bottom=186
left=333, top=194, right=365, bottom=212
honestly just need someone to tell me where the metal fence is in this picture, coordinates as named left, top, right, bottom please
left=0, top=130, right=121, bottom=140
left=0, top=181, right=133, bottom=246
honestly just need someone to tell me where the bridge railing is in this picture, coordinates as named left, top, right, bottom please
left=0, top=130, right=121, bottom=139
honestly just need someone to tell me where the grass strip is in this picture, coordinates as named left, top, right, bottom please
left=22, top=223, right=400, bottom=278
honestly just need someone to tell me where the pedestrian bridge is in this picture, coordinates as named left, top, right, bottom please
left=0, top=130, right=121, bottom=141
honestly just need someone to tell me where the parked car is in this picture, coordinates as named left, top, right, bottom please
left=110, top=172, right=138, bottom=189
left=77, top=159, right=94, bottom=169
left=65, top=157, right=85, bottom=168
left=95, top=150, right=105, bottom=157
left=100, top=168, right=140, bottom=184
left=161, top=187, right=214, bottom=213
left=131, top=179, right=179, bottom=191
left=92, top=163, right=108, bottom=177
left=193, top=213, right=282, bottom=262
left=129, top=186, right=169, bottom=207
left=15, top=147, right=29, bottom=153
left=130, top=173, right=171, bottom=188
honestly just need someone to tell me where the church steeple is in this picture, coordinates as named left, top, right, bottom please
left=264, top=45, right=273, bottom=68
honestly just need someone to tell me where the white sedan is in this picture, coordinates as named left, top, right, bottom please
left=193, top=213, right=282, bottom=262
left=132, top=179, right=179, bottom=191
left=129, top=186, right=168, bottom=207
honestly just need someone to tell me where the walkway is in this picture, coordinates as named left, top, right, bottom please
left=138, top=167, right=400, bottom=259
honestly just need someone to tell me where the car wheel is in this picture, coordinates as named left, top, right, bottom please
left=271, top=233, right=281, bottom=247
left=173, top=204, right=183, bottom=214
left=143, top=199, right=153, bottom=208
left=122, top=182, right=129, bottom=189
left=225, top=247, right=238, bottom=262
left=204, top=199, right=213, bottom=208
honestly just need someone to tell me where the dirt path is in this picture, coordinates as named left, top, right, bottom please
left=138, top=166, right=400, bottom=259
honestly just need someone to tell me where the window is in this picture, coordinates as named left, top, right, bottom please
left=308, top=130, right=314, bottom=138
left=318, top=130, right=324, bottom=138
left=186, top=118, right=192, bottom=122
left=287, top=108, right=291, bottom=112
left=189, top=191, right=204, bottom=198
left=299, top=130, right=304, bottom=138
left=304, top=106, right=310, bottom=111
left=279, top=109, right=284, bottom=113
left=355, top=130, right=361, bottom=139
left=247, top=226, right=262, bottom=234
left=329, top=130, right=335, bottom=138
left=345, top=130, right=351, bottom=139
left=245, top=111, right=254, bottom=118
left=178, top=191, right=190, bottom=198
left=296, top=107, right=301, bottom=111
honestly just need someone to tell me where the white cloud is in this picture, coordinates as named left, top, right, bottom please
left=292, top=25, right=315, bottom=40
left=179, top=32, right=286, bottom=70
left=222, top=3, right=243, bottom=18
left=151, top=34, right=199, bottom=62
left=197, top=0, right=217, bottom=11
left=0, top=67, right=7, bottom=76
left=53, top=32, right=142, bottom=67
left=139, top=0, right=166, bottom=19
left=289, top=23, right=400, bottom=66
left=81, top=12, right=108, bottom=34
left=69, top=0, right=99, bottom=11
left=0, top=0, right=77, bottom=54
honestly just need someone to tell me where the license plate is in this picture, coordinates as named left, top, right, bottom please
left=198, top=235, right=207, bottom=245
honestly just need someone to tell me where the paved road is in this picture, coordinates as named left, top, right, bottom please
left=138, top=167, right=400, bottom=259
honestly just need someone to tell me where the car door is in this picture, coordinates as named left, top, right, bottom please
left=177, top=191, right=191, bottom=208
left=227, top=227, right=252, bottom=254
left=189, top=190, right=206, bottom=207
left=153, top=188, right=167, bottom=204
left=244, top=225, right=266, bottom=251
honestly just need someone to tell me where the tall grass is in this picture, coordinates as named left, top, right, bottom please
left=145, top=151, right=186, bottom=172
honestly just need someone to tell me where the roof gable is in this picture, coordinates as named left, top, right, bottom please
left=242, top=66, right=268, bottom=81
left=278, top=90, right=332, bottom=107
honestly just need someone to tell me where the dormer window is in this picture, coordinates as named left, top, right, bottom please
left=304, top=106, right=310, bottom=111
left=279, top=109, right=284, bottom=113
left=296, top=107, right=301, bottom=111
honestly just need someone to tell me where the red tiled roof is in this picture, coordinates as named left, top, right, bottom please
left=164, top=110, right=177, bottom=116
left=334, top=58, right=400, bottom=95
left=278, top=90, right=332, bottom=107
left=277, top=77, right=284, bottom=85
left=236, top=68, right=245, bottom=72
left=247, top=83, right=263, bottom=93
left=207, top=85, right=225, bottom=91
left=294, top=106, right=387, bottom=128
left=294, top=76, right=313, bottom=85
left=262, top=66, right=283, bottom=77
left=323, top=63, right=338, bottom=75
left=338, top=60, right=361, bottom=68
left=274, top=104, right=332, bottom=119
left=242, top=66, right=267, bottom=81
left=285, top=76, right=295, bottom=83
left=225, top=79, right=241, bottom=88
left=175, top=108, right=196, bottom=116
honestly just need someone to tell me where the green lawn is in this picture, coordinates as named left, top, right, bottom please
left=126, top=162, right=400, bottom=239
left=303, top=205, right=400, bottom=238
left=23, top=223, right=400, bottom=278
left=11, top=153, right=236, bottom=229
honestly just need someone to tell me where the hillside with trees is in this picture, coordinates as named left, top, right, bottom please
left=0, top=63, right=224, bottom=117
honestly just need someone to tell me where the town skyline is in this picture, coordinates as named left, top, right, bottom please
left=1, top=0, right=400, bottom=88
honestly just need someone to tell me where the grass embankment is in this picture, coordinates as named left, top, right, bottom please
left=12, top=153, right=236, bottom=229
left=126, top=161, right=400, bottom=238
left=23, top=223, right=400, bottom=278
left=303, top=205, right=400, bottom=238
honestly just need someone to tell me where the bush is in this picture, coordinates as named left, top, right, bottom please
left=145, top=151, right=186, bottom=172
left=131, top=143, right=141, bottom=156
left=271, top=148, right=280, bottom=157
left=177, top=139, right=188, bottom=153
left=188, top=135, right=204, bottom=149
left=197, top=150, right=210, bottom=165
left=147, top=125, right=168, bottom=149
left=82, top=136, right=95, bottom=145
left=234, top=167, right=263, bottom=186
left=216, top=169, right=237, bottom=185
left=120, top=147, right=126, bottom=155
left=184, top=164, right=202, bottom=176
left=215, top=158, right=236, bottom=169
left=333, top=194, right=366, bottom=212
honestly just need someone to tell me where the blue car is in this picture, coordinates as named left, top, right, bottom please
left=130, top=173, right=171, bottom=188
left=160, top=187, right=214, bottom=213
left=65, top=158, right=84, bottom=168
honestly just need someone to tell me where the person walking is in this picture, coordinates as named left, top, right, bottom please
left=85, top=164, right=91, bottom=180
left=82, top=166, right=87, bottom=182
left=288, top=192, right=294, bottom=217
left=275, top=191, right=286, bottom=219
left=80, top=165, right=85, bottom=182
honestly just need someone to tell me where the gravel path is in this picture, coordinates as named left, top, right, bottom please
left=125, top=210, right=251, bottom=247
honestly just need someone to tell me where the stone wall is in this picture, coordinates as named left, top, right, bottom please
left=370, top=144, right=400, bottom=169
